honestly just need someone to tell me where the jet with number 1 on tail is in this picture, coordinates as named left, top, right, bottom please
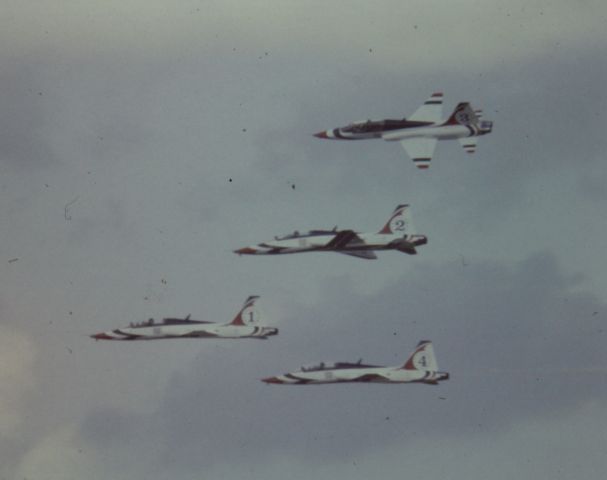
left=314, top=92, right=493, bottom=169
left=262, top=340, right=449, bottom=385
left=234, top=204, right=427, bottom=260
left=90, top=296, right=278, bottom=341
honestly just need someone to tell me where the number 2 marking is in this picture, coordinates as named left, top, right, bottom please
left=393, top=219, right=406, bottom=231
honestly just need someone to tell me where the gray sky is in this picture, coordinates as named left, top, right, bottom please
left=1, top=1, right=607, bottom=479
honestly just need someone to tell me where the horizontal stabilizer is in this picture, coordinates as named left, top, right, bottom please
left=395, top=241, right=417, bottom=255
left=459, top=137, right=477, bottom=154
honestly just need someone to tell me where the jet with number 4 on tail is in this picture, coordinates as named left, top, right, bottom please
left=314, top=92, right=493, bottom=169
left=262, top=340, right=449, bottom=385
left=234, top=204, right=426, bottom=260
left=90, top=296, right=278, bottom=340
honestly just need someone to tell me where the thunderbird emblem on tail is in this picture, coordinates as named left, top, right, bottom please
left=262, top=340, right=449, bottom=385
left=91, top=296, right=278, bottom=341
left=314, top=92, right=493, bottom=169
left=234, top=204, right=427, bottom=260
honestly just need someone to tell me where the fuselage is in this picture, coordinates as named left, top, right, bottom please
left=316, top=120, right=493, bottom=142
left=91, top=318, right=278, bottom=340
left=235, top=231, right=427, bottom=256
left=263, top=362, right=449, bottom=385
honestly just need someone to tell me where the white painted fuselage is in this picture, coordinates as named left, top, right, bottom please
left=321, top=123, right=488, bottom=142
left=235, top=232, right=427, bottom=257
left=263, top=364, right=449, bottom=385
left=92, top=321, right=277, bottom=340
left=91, top=296, right=277, bottom=341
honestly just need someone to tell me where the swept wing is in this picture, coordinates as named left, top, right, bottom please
left=408, top=92, right=443, bottom=123
left=400, top=138, right=437, bottom=169
left=338, top=250, right=378, bottom=260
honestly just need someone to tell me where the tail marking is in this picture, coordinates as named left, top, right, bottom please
left=230, top=295, right=260, bottom=326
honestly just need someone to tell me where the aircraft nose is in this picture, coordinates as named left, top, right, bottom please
left=261, top=376, right=283, bottom=384
left=313, top=131, right=329, bottom=139
left=234, top=247, right=257, bottom=255
left=90, top=332, right=113, bottom=340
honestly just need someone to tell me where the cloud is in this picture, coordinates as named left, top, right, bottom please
left=3, top=1, right=606, bottom=73
left=0, top=326, right=36, bottom=434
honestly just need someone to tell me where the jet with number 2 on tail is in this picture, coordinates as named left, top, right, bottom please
left=90, top=296, right=278, bottom=340
left=262, top=340, right=449, bottom=385
left=234, top=204, right=426, bottom=260
left=314, top=92, right=493, bottom=169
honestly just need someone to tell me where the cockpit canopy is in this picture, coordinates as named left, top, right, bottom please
left=129, top=317, right=212, bottom=328
left=300, top=360, right=380, bottom=372
left=274, top=228, right=338, bottom=241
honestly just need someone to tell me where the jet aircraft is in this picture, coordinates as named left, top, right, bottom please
left=234, top=204, right=426, bottom=260
left=314, top=92, right=493, bottom=169
left=262, top=340, right=449, bottom=385
left=90, top=296, right=278, bottom=340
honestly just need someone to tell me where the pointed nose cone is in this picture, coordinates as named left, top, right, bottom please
left=90, top=332, right=113, bottom=340
left=261, top=376, right=283, bottom=384
left=313, top=131, right=329, bottom=139
left=234, top=247, right=258, bottom=255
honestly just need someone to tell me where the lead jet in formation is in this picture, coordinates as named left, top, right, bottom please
left=314, top=92, right=493, bottom=169
left=234, top=204, right=426, bottom=260
left=262, top=340, right=449, bottom=385
left=90, top=296, right=278, bottom=341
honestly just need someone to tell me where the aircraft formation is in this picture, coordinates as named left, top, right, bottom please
left=92, top=92, right=494, bottom=386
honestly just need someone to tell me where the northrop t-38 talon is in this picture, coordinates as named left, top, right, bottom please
left=90, top=296, right=278, bottom=341
left=234, top=204, right=426, bottom=260
left=314, top=92, right=493, bottom=169
left=262, top=340, right=449, bottom=385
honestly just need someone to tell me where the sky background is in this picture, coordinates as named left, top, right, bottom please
left=1, top=1, right=607, bottom=478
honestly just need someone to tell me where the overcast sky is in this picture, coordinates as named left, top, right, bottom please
left=1, top=1, right=607, bottom=479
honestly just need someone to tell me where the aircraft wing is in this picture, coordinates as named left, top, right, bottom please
left=184, top=330, right=218, bottom=338
left=338, top=250, right=378, bottom=260
left=458, top=137, right=477, bottom=154
left=408, top=92, right=443, bottom=123
left=324, top=230, right=363, bottom=250
left=400, top=138, right=437, bottom=169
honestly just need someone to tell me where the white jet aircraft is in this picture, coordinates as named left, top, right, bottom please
left=234, top=204, right=426, bottom=260
left=90, top=296, right=278, bottom=340
left=314, top=92, right=493, bottom=169
left=262, top=340, right=449, bottom=385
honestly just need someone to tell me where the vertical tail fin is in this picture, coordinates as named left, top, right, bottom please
left=401, top=340, right=438, bottom=371
left=378, top=204, right=415, bottom=235
left=442, top=102, right=479, bottom=126
left=230, top=295, right=261, bottom=326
